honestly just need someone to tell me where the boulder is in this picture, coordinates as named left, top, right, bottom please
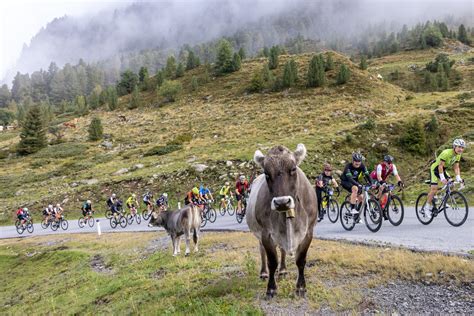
left=192, top=164, right=208, bottom=173
left=81, top=179, right=99, bottom=185
left=226, top=160, right=233, bottom=167
left=113, top=168, right=129, bottom=175
left=101, top=141, right=113, bottom=149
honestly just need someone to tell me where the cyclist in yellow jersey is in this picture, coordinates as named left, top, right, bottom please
left=126, top=193, right=138, bottom=215
left=426, top=139, right=466, bottom=211
left=219, top=182, right=231, bottom=210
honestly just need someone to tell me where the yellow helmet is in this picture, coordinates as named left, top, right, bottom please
left=192, top=187, right=199, bottom=195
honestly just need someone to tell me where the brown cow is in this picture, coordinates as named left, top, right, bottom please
left=246, top=144, right=317, bottom=298
left=148, top=205, right=201, bottom=256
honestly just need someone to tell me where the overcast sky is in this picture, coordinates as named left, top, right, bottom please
left=0, top=0, right=128, bottom=83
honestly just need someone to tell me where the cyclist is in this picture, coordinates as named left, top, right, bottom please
left=185, top=187, right=201, bottom=206
left=315, top=163, right=340, bottom=222
left=16, top=207, right=28, bottom=227
left=54, top=203, right=64, bottom=220
left=236, top=175, right=249, bottom=215
left=107, top=193, right=119, bottom=215
left=81, top=200, right=93, bottom=218
left=143, top=191, right=154, bottom=213
left=200, top=185, right=214, bottom=202
left=156, top=193, right=169, bottom=211
left=219, top=181, right=232, bottom=210
left=425, top=139, right=466, bottom=212
left=370, top=155, right=404, bottom=210
left=42, top=204, right=54, bottom=224
left=340, top=153, right=373, bottom=215
left=126, top=193, right=138, bottom=216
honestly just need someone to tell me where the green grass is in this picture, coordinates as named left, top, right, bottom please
left=0, top=232, right=472, bottom=314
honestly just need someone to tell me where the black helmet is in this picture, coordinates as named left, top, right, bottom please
left=384, top=155, right=394, bottom=163
left=352, top=152, right=363, bottom=162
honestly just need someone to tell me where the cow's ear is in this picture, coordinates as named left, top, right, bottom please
left=254, top=150, right=265, bottom=168
left=294, top=143, right=307, bottom=166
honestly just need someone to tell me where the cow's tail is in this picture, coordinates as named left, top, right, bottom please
left=191, top=205, right=201, bottom=230
left=193, top=228, right=198, bottom=244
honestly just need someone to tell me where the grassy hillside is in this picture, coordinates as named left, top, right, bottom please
left=1, top=232, right=472, bottom=314
left=0, top=47, right=473, bottom=224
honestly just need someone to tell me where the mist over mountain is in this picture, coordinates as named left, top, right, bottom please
left=3, top=0, right=472, bottom=85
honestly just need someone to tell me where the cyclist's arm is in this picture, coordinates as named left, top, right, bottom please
left=438, top=160, right=446, bottom=180
left=376, top=164, right=383, bottom=182
left=453, top=162, right=461, bottom=179
left=331, top=178, right=338, bottom=188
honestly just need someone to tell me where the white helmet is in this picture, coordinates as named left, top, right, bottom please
left=56, top=204, right=61, bottom=207
left=132, top=193, right=136, bottom=198
left=453, top=138, right=466, bottom=148
left=239, top=175, right=246, bottom=181
left=48, top=204, right=53, bottom=209
left=225, top=181, right=229, bottom=186
left=86, top=200, right=91, bottom=204
left=112, top=193, right=116, bottom=198
left=23, top=207, right=28, bottom=212
left=163, top=193, right=168, bottom=197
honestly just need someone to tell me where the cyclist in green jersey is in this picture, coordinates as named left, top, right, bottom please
left=426, top=139, right=466, bottom=211
left=219, top=182, right=231, bottom=210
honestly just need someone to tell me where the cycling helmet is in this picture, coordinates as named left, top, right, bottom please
left=383, top=155, right=394, bottom=163
left=132, top=193, right=136, bottom=198
left=225, top=181, right=229, bottom=186
left=239, top=175, right=246, bottom=181
left=163, top=193, right=168, bottom=197
left=56, top=204, right=61, bottom=207
left=192, top=187, right=199, bottom=195
left=48, top=204, right=53, bottom=209
left=23, top=207, right=28, bottom=212
left=112, top=193, right=116, bottom=198
left=453, top=138, right=466, bottom=148
left=352, top=152, right=363, bottom=162
left=86, top=200, right=91, bottom=204
left=323, top=163, right=332, bottom=171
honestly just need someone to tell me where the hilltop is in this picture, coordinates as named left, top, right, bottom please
left=0, top=47, right=473, bottom=223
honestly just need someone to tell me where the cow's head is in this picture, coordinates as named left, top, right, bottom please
left=254, top=144, right=306, bottom=212
left=148, top=210, right=167, bottom=227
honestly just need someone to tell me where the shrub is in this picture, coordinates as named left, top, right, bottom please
left=88, top=117, right=103, bottom=141
left=144, top=144, right=182, bottom=157
left=398, top=118, right=426, bottom=155
left=158, top=80, right=182, bottom=102
left=336, top=64, right=350, bottom=84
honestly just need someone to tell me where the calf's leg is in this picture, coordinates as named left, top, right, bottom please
left=259, top=241, right=268, bottom=279
left=262, top=233, right=278, bottom=299
left=279, top=248, right=288, bottom=276
left=171, top=236, right=178, bottom=256
left=185, top=229, right=191, bottom=256
left=295, top=233, right=312, bottom=297
left=193, top=228, right=199, bottom=252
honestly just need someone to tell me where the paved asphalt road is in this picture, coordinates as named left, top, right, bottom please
left=1, top=207, right=472, bottom=255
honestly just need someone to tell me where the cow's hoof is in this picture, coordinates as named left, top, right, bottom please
left=265, top=289, right=277, bottom=300
left=185, top=252, right=190, bottom=257
left=172, top=253, right=178, bottom=257
left=260, top=272, right=269, bottom=280
left=278, top=269, right=288, bottom=277
left=295, top=287, right=306, bottom=298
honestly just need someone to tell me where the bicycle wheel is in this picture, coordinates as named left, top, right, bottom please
left=127, top=214, right=134, bottom=225
left=61, top=219, right=69, bottom=230
left=105, top=210, right=113, bottom=219
left=415, top=193, right=435, bottom=225
left=387, top=195, right=404, bottom=226
left=119, top=216, right=128, bottom=228
left=327, top=199, right=339, bottom=223
left=219, top=206, right=226, bottom=216
left=41, top=220, right=49, bottom=229
left=236, top=211, right=244, bottom=224
left=51, top=221, right=59, bottom=231
left=15, top=221, right=24, bottom=235
left=340, top=201, right=356, bottom=231
left=227, top=203, right=235, bottom=216
left=200, top=213, right=207, bottom=228
left=78, top=217, right=85, bottom=228
left=444, top=191, right=469, bottom=227
left=88, top=216, right=95, bottom=228
left=27, top=220, right=34, bottom=233
left=208, top=208, right=217, bottom=223
left=142, top=209, right=151, bottom=220
left=364, top=199, right=382, bottom=233
left=110, top=217, right=117, bottom=229
left=136, top=214, right=142, bottom=225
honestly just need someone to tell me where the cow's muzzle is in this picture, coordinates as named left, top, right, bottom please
left=271, top=196, right=295, bottom=211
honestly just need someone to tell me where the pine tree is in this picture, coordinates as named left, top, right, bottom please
left=17, top=106, right=47, bottom=155
left=16, top=104, right=26, bottom=127
left=116, top=70, right=139, bottom=96
left=128, top=85, right=141, bottom=109
left=139, top=67, right=149, bottom=83
left=88, top=117, right=103, bottom=141
left=261, top=64, right=273, bottom=83
left=158, top=80, right=182, bottom=102
left=268, top=46, right=279, bottom=70
left=307, top=55, right=325, bottom=87
left=399, top=117, right=426, bottom=155
left=232, top=53, right=241, bottom=71
left=238, top=47, right=246, bottom=60
left=290, top=59, right=298, bottom=83
left=325, top=53, right=334, bottom=71
left=176, top=63, right=185, bottom=78
left=186, top=51, right=198, bottom=70
left=359, top=55, right=368, bottom=70
left=216, top=39, right=234, bottom=74
left=191, top=76, right=199, bottom=91
left=458, top=24, right=470, bottom=45
left=262, top=47, right=270, bottom=57
left=74, top=95, right=88, bottom=116
left=248, top=70, right=264, bottom=93
left=282, top=60, right=297, bottom=88
left=0, top=84, right=11, bottom=107
left=436, top=64, right=449, bottom=91
left=156, top=71, right=165, bottom=87
left=165, top=56, right=177, bottom=79
left=201, top=65, right=211, bottom=83
left=336, top=64, right=350, bottom=85
left=107, top=87, right=118, bottom=111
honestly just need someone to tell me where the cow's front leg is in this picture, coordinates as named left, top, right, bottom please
left=193, top=228, right=199, bottom=253
left=279, top=248, right=288, bottom=277
left=262, top=234, right=278, bottom=299
left=259, top=241, right=268, bottom=279
left=171, top=236, right=178, bottom=256
left=295, top=233, right=312, bottom=297
left=176, top=236, right=181, bottom=254
left=185, top=230, right=191, bottom=256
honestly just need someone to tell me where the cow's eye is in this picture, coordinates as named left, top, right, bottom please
left=265, top=173, right=271, bottom=181
left=290, top=167, right=297, bottom=175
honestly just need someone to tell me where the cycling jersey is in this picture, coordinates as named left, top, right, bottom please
left=429, top=148, right=462, bottom=184
left=370, top=162, right=398, bottom=182
left=315, top=173, right=334, bottom=187
left=156, top=195, right=168, bottom=207
left=236, top=181, right=249, bottom=195
left=126, top=196, right=137, bottom=207
left=82, top=202, right=92, bottom=212
left=341, top=162, right=371, bottom=186
left=143, top=193, right=152, bottom=203
left=219, top=185, right=230, bottom=195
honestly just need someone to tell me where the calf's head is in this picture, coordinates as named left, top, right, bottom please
left=254, top=144, right=307, bottom=212
left=148, top=211, right=167, bottom=227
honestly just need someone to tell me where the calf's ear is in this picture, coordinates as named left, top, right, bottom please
left=254, top=150, right=265, bottom=168
left=294, top=143, right=307, bottom=166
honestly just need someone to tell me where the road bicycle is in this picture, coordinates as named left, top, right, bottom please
left=340, top=184, right=383, bottom=232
